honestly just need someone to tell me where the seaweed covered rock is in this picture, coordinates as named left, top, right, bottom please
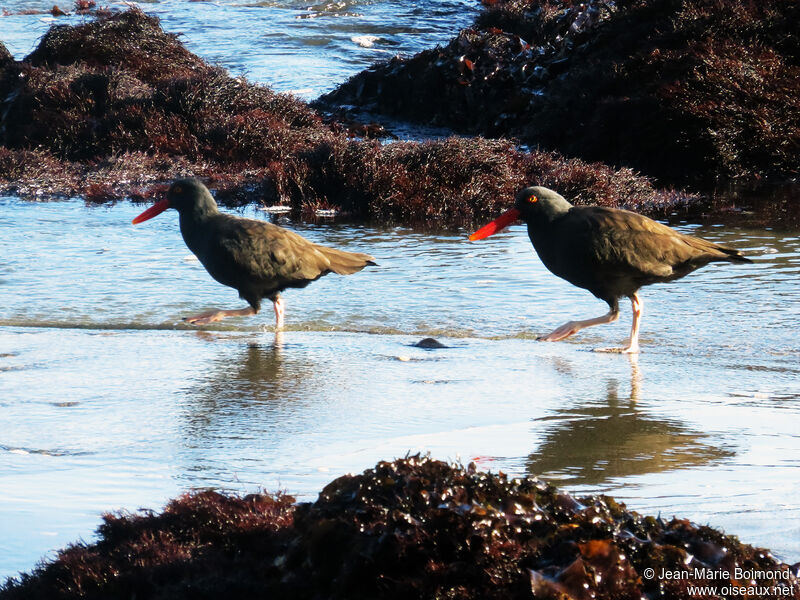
left=0, top=491, right=297, bottom=600
left=316, top=1, right=612, bottom=138
left=305, top=136, right=685, bottom=226
left=0, top=9, right=684, bottom=225
left=474, top=0, right=592, bottom=40
left=530, top=0, right=800, bottom=182
left=317, top=28, right=535, bottom=138
left=319, top=0, right=800, bottom=183
left=26, top=9, right=206, bottom=78
left=2, top=457, right=798, bottom=600
left=0, top=9, right=323, bottom=164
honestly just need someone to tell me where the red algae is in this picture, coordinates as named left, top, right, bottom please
left=0, top=9, right=688, bottom=227
left=318, top=0, right=800, bottom=184
left=2, top=457, right=797, bottom=600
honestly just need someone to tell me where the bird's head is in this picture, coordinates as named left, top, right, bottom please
left=469, top=186, right=572, bottom=241
left=132, top=178, right=218, bottom=224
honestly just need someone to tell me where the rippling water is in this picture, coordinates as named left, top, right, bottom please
left=2, top=0, right=800, bottom=582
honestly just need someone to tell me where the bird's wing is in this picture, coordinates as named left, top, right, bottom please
left=208, top=217, right=336, bottom=286
left=581, top=207, right=710, bottom=278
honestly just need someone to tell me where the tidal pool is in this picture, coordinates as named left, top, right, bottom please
left=0, top=196, right=798, bottom=578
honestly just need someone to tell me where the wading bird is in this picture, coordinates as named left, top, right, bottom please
left=470, top=186, right=752, bottom=353
left=133, top=178, right=375, bottom=328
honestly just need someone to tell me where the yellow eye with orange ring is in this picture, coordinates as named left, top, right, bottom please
left=528, top=195, right=538, bottom=203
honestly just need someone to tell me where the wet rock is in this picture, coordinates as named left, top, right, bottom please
left=413, top=337, right=448, bottom=349
left=2, top=456, right=798, bottom=600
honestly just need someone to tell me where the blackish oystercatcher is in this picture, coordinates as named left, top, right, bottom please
left=470, top=186, right=752, bottom=353
left=133, top=178, right=375, bottom=328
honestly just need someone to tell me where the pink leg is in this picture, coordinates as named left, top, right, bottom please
left=595, top=293, right=642, bottom=354
left=273, top=296, right=285, bottom=330
left=538, top=307, right=619, bottom=342
left=184, top=306, right=256, bottom=325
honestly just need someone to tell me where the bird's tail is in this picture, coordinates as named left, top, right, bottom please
left=717, top=246, right=753, bottom=264
left=317, top=246, right=377, bottom=275
left=684, top=235, right=753, bottom=264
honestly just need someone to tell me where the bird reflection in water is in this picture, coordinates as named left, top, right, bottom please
left=169, top=330, right=316, bottom=487
left=526, top=354, right=732, bottom=486
left=181, top=331, right=321, bottom=441
left=627, top=353, right=641, bottom=402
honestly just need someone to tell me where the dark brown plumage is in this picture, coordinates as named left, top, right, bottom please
left=132, top=178, right=375, bottom=327
left=470, top=186, right=752, bottom=352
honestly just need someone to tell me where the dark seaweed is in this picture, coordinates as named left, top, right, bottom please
left=2, top=456, right=797, bottom=600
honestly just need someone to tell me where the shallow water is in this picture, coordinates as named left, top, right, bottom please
left=1, top=196, right=799, bottom=578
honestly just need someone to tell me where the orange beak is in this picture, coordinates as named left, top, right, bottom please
left=132, top=199, right=170, bottom=224
left=469, top=208, right=521, bottom=241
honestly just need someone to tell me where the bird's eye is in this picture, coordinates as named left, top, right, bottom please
left=528, top=195, right=538, bottom=203
left=173, top=185, right=183, bottom=194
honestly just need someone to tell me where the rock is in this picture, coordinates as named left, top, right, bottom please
left=413, top=337, right=448, bottom=349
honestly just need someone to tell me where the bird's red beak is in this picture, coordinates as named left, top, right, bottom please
left=132, top=199, right=170, bottom=224
left=469, top=208, right=521, bottom=241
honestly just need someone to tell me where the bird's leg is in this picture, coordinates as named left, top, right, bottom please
left=627, top=293, right=643, bottom=353
left=538, top=305, right=620, bottom=342
left=183, top=306, right=256, bottom=325
left=273, top=296, right=285, bottom=330
left=595, top=293, right=642, bottom=354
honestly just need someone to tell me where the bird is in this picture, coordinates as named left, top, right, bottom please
left=132, top=178, right=376, bottom=328
left=469, top=186, right=752, bottom=353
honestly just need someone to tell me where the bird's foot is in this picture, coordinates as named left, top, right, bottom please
left=184, top=307, right=256, bottom=325
left=537, top=322, right=580, bottom=342
left=183, top=310, right=227, bottom=325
